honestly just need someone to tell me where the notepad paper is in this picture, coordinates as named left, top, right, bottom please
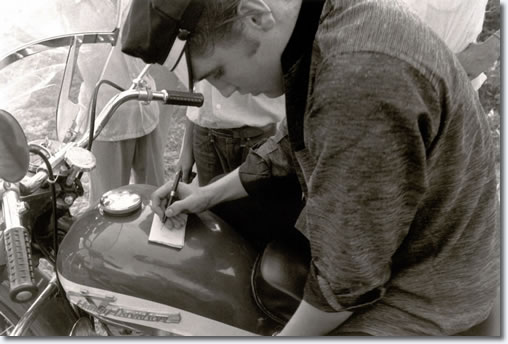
left=148, top=213, right=187, bottom=249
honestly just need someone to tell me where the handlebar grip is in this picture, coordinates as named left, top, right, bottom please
left=163, top=90, right=204, bottom=107
left=4, top=226, right=37, bottom=302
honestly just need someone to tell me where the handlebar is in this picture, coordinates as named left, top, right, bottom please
left=157, top=89, right=205, bottom=107
left=20, top=88, right=204, bottom=194
left=1, top=184, right=37, bottom=302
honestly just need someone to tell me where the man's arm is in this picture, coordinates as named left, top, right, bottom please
left=457, top=30, right=500, bottom=79
left=177, top=117, right=195, bottom=183
left=289, top=52, right=439, bottom=326
left=238, top=118, right=298, bottom=197
left=152, top=119, right=296, bottom=217
left=151, top=168, right=248, bottom=218
left=278, top=301, right=352, bottom=336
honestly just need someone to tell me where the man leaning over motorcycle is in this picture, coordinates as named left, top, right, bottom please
left=122, top=0, right=500, bottom=336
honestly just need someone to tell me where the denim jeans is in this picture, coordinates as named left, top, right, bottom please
left=192, top=123, right=277, bottom=186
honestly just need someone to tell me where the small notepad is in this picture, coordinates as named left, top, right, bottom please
left=148, top=213, right=187, bottom=249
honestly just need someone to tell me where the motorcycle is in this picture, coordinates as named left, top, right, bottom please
left=0, top=0, right=310, bottom=336
left=0, top=107, right=307, bottom=336
left=0, top=0, right=499, bottom=337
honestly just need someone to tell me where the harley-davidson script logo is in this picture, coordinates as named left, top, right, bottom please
left=68, top=291, right=181, bottom=324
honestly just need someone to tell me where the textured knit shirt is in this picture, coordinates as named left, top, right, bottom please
left=239, top=0, right=499, bottom=335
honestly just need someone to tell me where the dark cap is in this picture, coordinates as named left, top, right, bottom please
left=121, top=0, right=203, bottom=65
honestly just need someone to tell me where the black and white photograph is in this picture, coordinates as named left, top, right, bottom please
left=0, top=0, right=501, bottom=337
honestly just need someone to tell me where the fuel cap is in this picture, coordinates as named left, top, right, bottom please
left=99, top=190, right=142, bottom=216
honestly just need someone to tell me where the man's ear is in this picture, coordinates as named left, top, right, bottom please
left=238, top=0, right=275, bottom=31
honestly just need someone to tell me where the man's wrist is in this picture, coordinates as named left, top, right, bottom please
left=201, top=168, right=248, bottom=206
left=201, top=183, right=225, bottom=208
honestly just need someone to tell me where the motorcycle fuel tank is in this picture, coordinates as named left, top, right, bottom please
left=57, top=184, right=277, bottom=336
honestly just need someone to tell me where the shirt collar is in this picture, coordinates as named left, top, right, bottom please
left=281, top=0, right=326, bottom=73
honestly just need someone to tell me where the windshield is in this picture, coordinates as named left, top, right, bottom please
left=0, top=0, right=119, bottom=57
left=0, top=0, right=121, bottom=142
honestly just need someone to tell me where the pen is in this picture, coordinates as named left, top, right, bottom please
left=161, top=170, right=182, bottom=223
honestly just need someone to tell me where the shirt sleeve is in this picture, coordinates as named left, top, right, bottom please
left=300, top=52, right=441, bottom=312
left=238, top=118, right=299, bottom=199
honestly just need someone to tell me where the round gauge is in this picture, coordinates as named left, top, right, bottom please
left=64, top=147, right=96, bottom=172
left=99, top=190, right=142, bottom=216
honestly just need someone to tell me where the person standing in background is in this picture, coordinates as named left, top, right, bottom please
left=403, top=0, right=499, bottom=90
left=65, top=0, right=184, bottom=203
left=178, top=79, right=285, bottom=185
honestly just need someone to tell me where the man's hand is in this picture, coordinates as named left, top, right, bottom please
left=277, top=300, right=352, bottom=336
left=150, top=180, right=210, bottom=219
left=457, top=30, right=500, bottom=80
left=150, top=168, right=249, bottom=219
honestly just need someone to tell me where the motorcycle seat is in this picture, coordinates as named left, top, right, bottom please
left=251, top=230, right=310, bottom=324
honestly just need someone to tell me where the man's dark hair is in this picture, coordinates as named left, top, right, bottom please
left=188, top=0, right=244, bottom=57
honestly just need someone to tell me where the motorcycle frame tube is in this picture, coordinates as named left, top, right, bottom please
left=10, top=275, right=59, bottom=336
